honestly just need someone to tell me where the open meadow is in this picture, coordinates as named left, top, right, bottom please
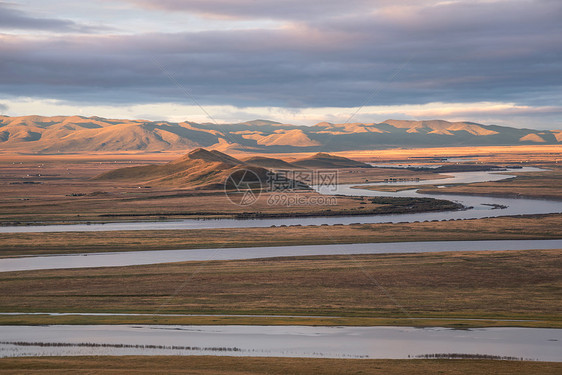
left=1, top=145, right=561, bottom=371
left=1, top=249, right=560, bottom=328
left=4, top=0, right=562, bottom=370
left=0, top=356, right=561, bottom=375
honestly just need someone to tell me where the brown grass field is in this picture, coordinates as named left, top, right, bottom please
left=0, top=213, right=561, bottom=257
left=359, top=167, right=562, bottom=200
left=0, top=356, right=561, bottom=375
left=1, top=146, right=561, bottom=371
left=327, top=144, right=562, bottom=164
left=1, top=249, right=560, bottom=327
left=418, top=166, right=562, bottom=200
left=0, top=155, right=448, bottom=224
left=0, top=145, right=560, bottom=223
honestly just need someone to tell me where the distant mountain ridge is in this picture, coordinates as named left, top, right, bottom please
left=0, top=115, right=560, bottom=153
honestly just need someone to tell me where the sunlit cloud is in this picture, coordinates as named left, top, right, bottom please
left=0, top=0, right=560, bottom=129
left=2, top=97, right=560, bottom=130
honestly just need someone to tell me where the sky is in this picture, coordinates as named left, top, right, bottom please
left=0, top=0, right=561, bottom=129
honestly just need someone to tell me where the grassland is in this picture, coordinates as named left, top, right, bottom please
left=1, top=213, right=560, bottom=257
left=0, top=155, right=451, bottom=224
left=1, top=146, right=561, bottom=370
left=352, top=163, right=562, bottom=202
left=330, top=144, right=562, bottom=164
left=1, top=249, right=560, bottom=328
left=418, top=166, right=562, bottom=200
left=0, top=356, right=561, bottom=375
left=0, top=145, right=560, bottom=224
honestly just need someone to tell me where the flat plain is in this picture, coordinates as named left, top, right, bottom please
left=1, top=145, right=561, bottom=373
left=1, top=249, right=560, bottom=328
left=1, top=214, right=561, bottom=257
left=0, top=356, right=561, bottom=375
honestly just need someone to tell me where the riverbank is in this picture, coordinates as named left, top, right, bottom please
left=0, top=192, right=462, bottom=226
left=0, top=325, right=560, bottom=361
left=1, top=150, right=559, bottom=226
left=0, top=153, right=449, bottom=225
left=0, top=355, right=560, bottom=375
left=1, top=249, right=560, bottom=328
left=358, top=166, right=562, bottom=200
left=0, top=313, right=559, bottom=329
left=1, top=214, right=560, bottom=257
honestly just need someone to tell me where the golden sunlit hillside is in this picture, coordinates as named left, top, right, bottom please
left=1, top=115, right=560, bottom=154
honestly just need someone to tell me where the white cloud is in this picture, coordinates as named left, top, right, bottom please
left=2, top=97, right=560, bottom=129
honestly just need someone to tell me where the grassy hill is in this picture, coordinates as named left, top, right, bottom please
left=1, top=115, right=560, bottom=153
left=293, top=153, right=372, bottom=169
left=242, top=156, right=300, bottom=170
left=94, top=148, right=312, bottom=190
left=94, top=148, right=261, bottom=189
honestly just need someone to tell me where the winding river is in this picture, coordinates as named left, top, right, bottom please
left=1, top=167, right=561, bottom=233
left=1, top=239, right=561, bottom=273
left=2, top=167, right=561, bottom=361
left=1, top=325, right=560, bottom=360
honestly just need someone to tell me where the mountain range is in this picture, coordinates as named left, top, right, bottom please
left=1, top=115, right=560, bottom=153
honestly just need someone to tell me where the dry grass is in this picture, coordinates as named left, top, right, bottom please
left=419, top=166, right=562, bottom=200
left=326, top=145, right=562, bottom=164
left=1, top=144, right=559, bottom=164
left=0, top=187, right=376, bottom=224
left=0, top=356, right=561, bottom=375
left=330, top=167, right=448, bottom=184
left=1, top=314, right=557, bottom=329
left=1, top=214, right=560, bottom=257
left=1, top=249, right=560, bottom=325
left=0, top=146, right=560, bottom=223
left=0, top=157, right=416, bottom=223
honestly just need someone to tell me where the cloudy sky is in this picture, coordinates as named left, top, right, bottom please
left=0, top=0, right=561, bottom=129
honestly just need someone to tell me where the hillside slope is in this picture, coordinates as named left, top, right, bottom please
left=94, top=148, right=311, bottom=190
left=1, top=115, right=560, bottom=153
left=293, top=153, right=372, bottom=169
left=94, top=148, right=258, bottom=189
left=243, top=156, right=301, bottom=170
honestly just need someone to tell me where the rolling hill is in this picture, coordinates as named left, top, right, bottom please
left=1, top=115, right=560, bottom=153
left=292, top=153, right=372, bottom=169
left=94, top=148, right=314, bottom=189
left=94, top=148, right=258, bottom=189
left=242, top=156, right=301, bottom=170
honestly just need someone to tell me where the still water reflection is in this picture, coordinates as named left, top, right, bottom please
left=0, top=325, right=560, bottom=360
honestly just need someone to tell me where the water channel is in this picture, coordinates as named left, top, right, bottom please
left=2, top=167, right=560, bottom=361
left=0, top=325, right=560, bottom=360
left=1, top=239, right=561, bottom=273
left=1, top=167, right=561, bottom=233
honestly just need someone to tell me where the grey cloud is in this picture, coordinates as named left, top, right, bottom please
left=0, top=103, right=7, bottom=112
left=0, top=0, right=560, bottom=112
left=125, top=0, right=378, bottom=20
left=0, top=2, right=100, bottom=32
